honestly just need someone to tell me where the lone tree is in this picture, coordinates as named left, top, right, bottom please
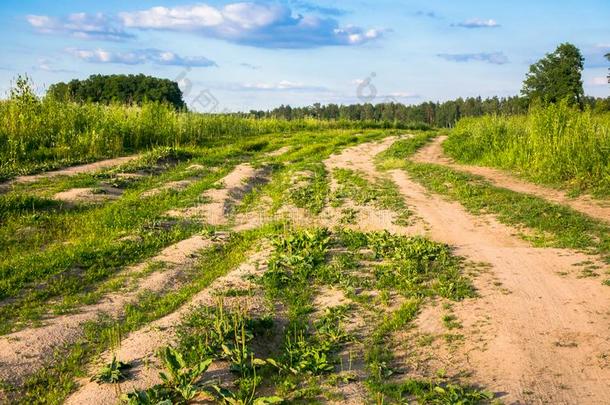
left=522, top=43, right=584, bottom=107
left=47, top=74, right=186, bottom=110
left=606, top=53, right=610, bottom=83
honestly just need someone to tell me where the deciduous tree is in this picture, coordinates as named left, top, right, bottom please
left=47, top=74, right=186, bottom=110
left=522, top=43, right=584, bottom=107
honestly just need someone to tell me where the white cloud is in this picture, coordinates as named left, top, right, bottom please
left=118, top=3, right=384, bottom=48
left=26, top=13, right=133, bottom=41
left=454, top=18, right=500, bottom=29
left=438, top=52, right=509, bottom=65
left=119, top=5, right=223, bottom=30
left=67, top=48, right=217, bottom=67
left=28, top=4, right=383, bottom=48
left=335, top=26, right=384, bottom=45
left=239, top=80, right=328, bottom=91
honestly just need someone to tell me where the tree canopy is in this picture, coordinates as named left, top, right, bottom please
left=521, top=43, right=584, bottom=107
left=47, top=74, right=186, bottom=110
left=606, top=53, right=610, bottom=84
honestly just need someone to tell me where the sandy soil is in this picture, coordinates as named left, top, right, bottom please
left=265, top=146, right=291, bottom=157
left=322, top=135, right=427, bottom=235
left=325, top=136, right=398, bottom=182
left=0, top=155, right=140, bottom=193
left=390, top=168, right=610, bottom=404
left=317, top=136, right=610, bottom=403
left=167, top=164, right=269, bottom=225
left=0, top=235, right=217, bottom=387
left=413, top=136, right=610, bottom=223
left=140, top=179, right=194, bottom=198
left=53, top=185, right=124, bottom=204
left=65, top=248, right=271, bottom=405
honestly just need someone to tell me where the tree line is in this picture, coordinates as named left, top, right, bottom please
left=47, top=74, right=186, bottom=110
left=252, top=43, right=610, bottom=127
left=250, top=95, right=610, bottom=128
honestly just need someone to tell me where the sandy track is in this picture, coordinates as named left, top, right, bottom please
left=325, top=135, right=398, bottom=183
left=9, top=137, right=610, bottom=403
left=167, top=164, right=270, bottom=225
left=320, top=135, right=427, bottom=235
left=65, top=248, right=271, bottom=405
left=390, top=169, right=610, bottom=404
left=0, top=155, right=140, bottom=193
left=0, top=163, right=262, bottom=390
left=413, top=136, right=610, bottom=223
left=321, top=136, right=610, bottom=403
left=0, top=235, right=216, bottom=387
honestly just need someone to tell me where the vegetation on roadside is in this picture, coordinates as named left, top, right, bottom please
left=91, top=355, right=132, bottom=384
left=406, top=163, right=610, bottom=257
left=0, top=78, right=419, bottom=181
left=376, top=136, right=610, bottom=263
left=445, top=102, right=610, bottom=195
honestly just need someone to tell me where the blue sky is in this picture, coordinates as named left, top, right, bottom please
left=1, top=0, right=608, bottom=111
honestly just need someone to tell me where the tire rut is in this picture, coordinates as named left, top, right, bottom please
left=413, top=136, right=610, bottom=223
left=390, top=168, right=610, bottom=404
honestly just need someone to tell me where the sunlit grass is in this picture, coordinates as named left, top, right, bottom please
left=444, top=102, right=610, bottom=196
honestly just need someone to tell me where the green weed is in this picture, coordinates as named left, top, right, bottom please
left=91, top=355, right=132, bottom=384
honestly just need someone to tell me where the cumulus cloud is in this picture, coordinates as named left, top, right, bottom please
left=437, top=52, right=509, bottom=65
left=26, top=13, right=134, bottom=41
left=453, top=18, right=500, bottom=29
left=238, top=80, right=328, bottom=91
left=118, top=3, right=383, bottom=48
left=67, top=48, right=217, bottom=67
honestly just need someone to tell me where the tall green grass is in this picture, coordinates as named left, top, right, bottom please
left=0, top=96, right=424, bottom=180
left=444, top=102, right=610, bottom=195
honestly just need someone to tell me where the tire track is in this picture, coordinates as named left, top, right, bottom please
left=413, top=136, right=610, bottom=223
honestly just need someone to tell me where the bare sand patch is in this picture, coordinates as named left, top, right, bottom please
left=0, top=155, right=140, bottom=194
left=53, top=185, right=123, bottom=204
left=167, top=164, right=270, bottom=225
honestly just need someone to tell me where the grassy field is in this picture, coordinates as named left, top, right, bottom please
left=0, top=97, right=423, bottom=181
left=2, top=99, right=610, bottom=405
left=444, top=103, right=610, bottom=196
left=0, top=117, right=500, bottom=404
